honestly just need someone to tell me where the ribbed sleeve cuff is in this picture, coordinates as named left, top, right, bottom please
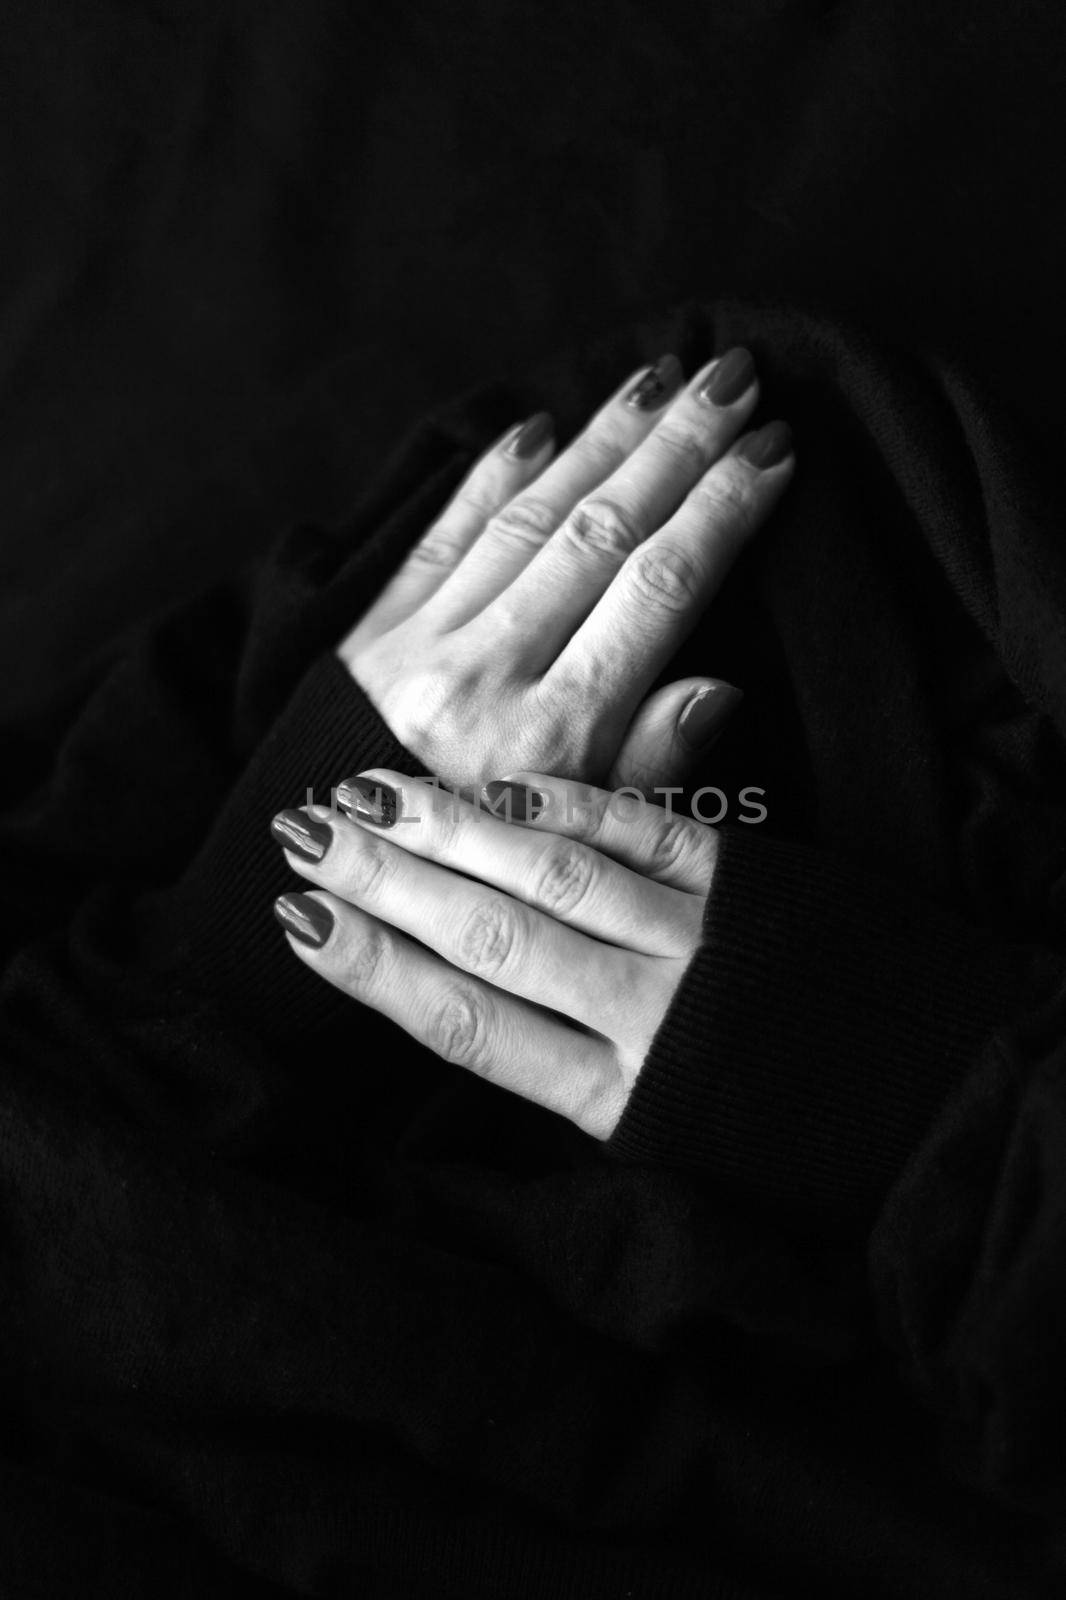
left=604, top=826, right=1038, bottom=1223
left=155, top=650, right=423, bottom=1037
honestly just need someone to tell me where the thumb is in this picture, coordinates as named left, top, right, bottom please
left=606, top=677, right=744, bottom=797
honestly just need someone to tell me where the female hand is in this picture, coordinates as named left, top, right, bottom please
left=337, top=350, right=794, bottom=795
left=270, top=766, right=717, bottom=1140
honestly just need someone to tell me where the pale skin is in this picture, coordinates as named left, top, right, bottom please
left=273, top=349, right=796, bottom=1136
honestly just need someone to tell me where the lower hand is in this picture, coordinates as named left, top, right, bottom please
left=337, top=349, right=794, bottom=795
left=270, top=768, right=717, bottom=1139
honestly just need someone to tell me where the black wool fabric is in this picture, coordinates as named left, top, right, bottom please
left=3, top=293, right=1066, bottom=1599
left=5, top=0, right=1066, bottom=720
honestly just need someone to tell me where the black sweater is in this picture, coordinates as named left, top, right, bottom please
left=3, top=296, right=1066, bottom=1599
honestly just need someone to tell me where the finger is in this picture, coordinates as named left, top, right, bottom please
left=275, top=798, right=648, bottom=1033
left=606, top=678, right=744, bottom=796
left=419, top=352, right=689, bottom=632
left=340, top=412, right=556, bottom=656
left=545, top=422, right=794, bottom=729
left=274, top=890, right=626, bottom=1139
left=476, top=768, right=719, bottom=896
left=272, top=768, right=700, bottom=957
left=464, top=346, right=762, bottom=668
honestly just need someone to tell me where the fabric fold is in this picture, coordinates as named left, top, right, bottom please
left=604, top=825, right=1049, bottom=1224
left=159, top=648, right=425, bottom=1037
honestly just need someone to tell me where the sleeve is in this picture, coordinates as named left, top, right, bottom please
left=0, top=414, right=490, bottom=1596
left=0, top=407, right=470, bottom=1035
left=603, top=821, right=1066, bottom=1526
left=604, top=825, right=1051, bottom=1217
left=145, top=645, right=426, bottom=1036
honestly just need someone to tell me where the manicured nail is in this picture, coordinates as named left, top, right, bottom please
left=735, top=420, right=793, bottom=470
left=274, top=893, right=334, bottom=948
left=504, top=411, right=555, bottom=459
left=481, top=780, right=548, bottom=821
left=624, top=352, right=684, bottom=411
left=696, top=346, right=756, bottom=408
left=336, top=775, right=399, bottom=827
left=271, top=808, right=332, bottom=862
left=677, top=684, right=745, bottom=750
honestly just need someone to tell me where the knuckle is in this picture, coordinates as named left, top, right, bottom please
left=692, top=472, right=750, bottom=526
left=564, top=498, right=641, bottom=562
left=345, top=836, right=397, bottom=902
left=486, top=496, right=558, bottom=551
left=645, top=812, right=696, bottom=879
left=626, top=542, right=703, bottom=613
left=458, top=473, right=506, bottom=522
left=425, top=786, right=465, bottom=851
left=579, top=429, right=628, bottom=476
left=343, top=923, right=389, bottom=990
left=533, top=838, right=597, bottom=918
left=407, top=522, right=469, bottom=570
left=653, top=422, right=708, bottom=472
left=454, top=895, right=520, bottom=980
left=429, top=983, right=493, bottom=1073
left=579, top=787, right=619, bottom=851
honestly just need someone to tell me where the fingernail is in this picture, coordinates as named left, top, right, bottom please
left=624, top=352, right=684, bottom=411
left=274, top=893, right=334, bottom=948
left=336, top=775, right=399, bottom=827
left=696, top=346, right=756, bottom=408
left=271, top=808, right=332, bottom=862
left=481, top=780, right=548, bottom=821
left=504, top=410, right=554, bottom=459
left=677, top=684, right=745, bottom=750
left=735, top=420, right=793, bottom=470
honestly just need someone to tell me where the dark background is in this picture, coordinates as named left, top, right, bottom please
left=2, top=0, right=1064, bottom=720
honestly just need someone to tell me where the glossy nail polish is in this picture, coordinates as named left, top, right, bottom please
left=504, top=411, right=554, bottom=458
left=336, top=775, right=399, bottom=827
left=736, top=420, right=793, bottom=470
left=696, top=347, right=756, bottom=408
left=481, top=780, right=548, bottom=821
left=270, top=808, right=332, bottom=862
left=274, top=893, right=334, bottom=948
left=677, top=684, right=745, bottom=750
left=624, top=353, right=684, bottom=411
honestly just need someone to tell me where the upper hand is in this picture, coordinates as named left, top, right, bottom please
left=270, top=767, right=717, bottom=1139
left=337, top=350, right=794, bottom=795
